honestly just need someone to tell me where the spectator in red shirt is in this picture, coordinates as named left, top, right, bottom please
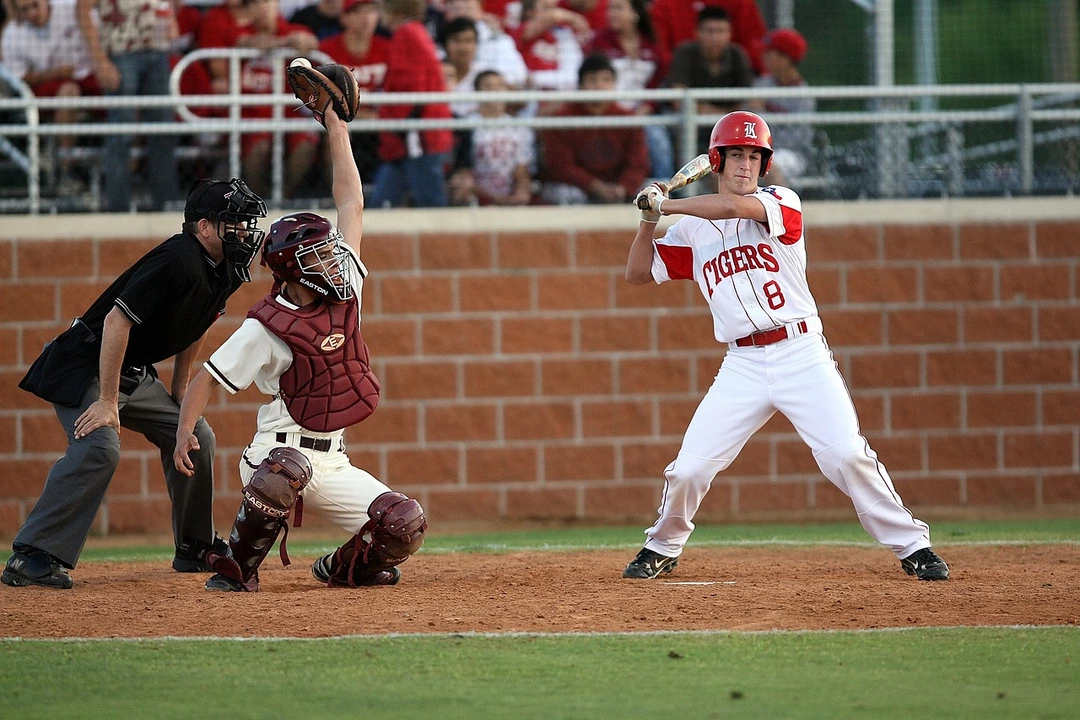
left=235, top=0, right=319, bottom=198
left=367, top=0, right=453, bottom=208
left=649, top=0, right=766, bottom=75
left=197, top=0, right=252, bottom=95
left=585, top=0, right=672, bottom=179
left=539, top=53, right=648, bottom=205
left=318, top=0, right=388, bottom=182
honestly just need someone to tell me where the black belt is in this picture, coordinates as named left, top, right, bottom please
left=276, top=432, right=335, bottom=452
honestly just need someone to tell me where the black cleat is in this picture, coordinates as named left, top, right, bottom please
left=205, top=573, right=245, bottom=592
left=900, top=548, right=950, bottom=581
left=173, top=535, right=228, bottom=573
left=622, top=547, right=679, bottom=579
left=311, top=554, right=401, bottom=586
left=311, top=553, right=333, bottom=583
left=1, top=548, right=73, bottom=589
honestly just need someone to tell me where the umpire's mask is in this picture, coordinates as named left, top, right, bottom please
left=185, top=178, right=268, bottom=282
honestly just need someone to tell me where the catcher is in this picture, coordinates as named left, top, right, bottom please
left=172, top=64, right=426, bottom=592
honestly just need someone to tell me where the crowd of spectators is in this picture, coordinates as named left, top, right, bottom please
left=0, top=0, right=814, bottom=210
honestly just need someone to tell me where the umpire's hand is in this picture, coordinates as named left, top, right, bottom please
left=173, top=432, right=200, bottom=477
left=74, top=399, right=119, bottom=439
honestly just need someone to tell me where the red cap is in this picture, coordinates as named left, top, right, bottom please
left=766, top=28, right=808, bottom=64
left=342, top=0, right=376, bottom=11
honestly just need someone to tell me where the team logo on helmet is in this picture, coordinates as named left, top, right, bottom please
left=320, top=334, right=346, bottom=352
left=744, top=122, right=757, bottom=139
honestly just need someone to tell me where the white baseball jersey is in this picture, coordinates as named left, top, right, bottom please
left=203, top=245, right=389, bottom=534
left=651, top=185, right=818, bottom=344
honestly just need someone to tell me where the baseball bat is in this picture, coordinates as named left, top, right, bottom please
left=636, top=153, right=713, bottom=209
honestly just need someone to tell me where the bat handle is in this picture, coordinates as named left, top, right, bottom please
left=635, top=181, right=671, bottom=210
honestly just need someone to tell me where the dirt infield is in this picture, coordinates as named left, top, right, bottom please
left=1, top=545, right=1077, bottom=638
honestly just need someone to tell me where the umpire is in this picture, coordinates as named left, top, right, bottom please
left=2, top=179, right=267, bottom=590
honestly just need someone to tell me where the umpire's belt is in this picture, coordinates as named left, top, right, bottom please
left=730, top=317, right=822, bottom=349
left=275, top=432, right=340, bottom=453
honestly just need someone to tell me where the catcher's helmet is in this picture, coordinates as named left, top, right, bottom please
left=707, top=111, right=773, bottom=177
left=185, top=178, right=267, bottom=282
left=262, top=212, right=357, bottom=302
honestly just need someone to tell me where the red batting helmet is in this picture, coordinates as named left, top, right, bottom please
left=262, top=212, right=357, bottom=302
left=708, top=111, right=774, bottom=177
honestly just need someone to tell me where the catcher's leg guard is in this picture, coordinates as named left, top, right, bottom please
left=321, top=491, right=427, bottom=588
left=206, top=447, right=312, bottom=592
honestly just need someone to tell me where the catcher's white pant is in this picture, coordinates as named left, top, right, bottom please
left=241, top=431, right=390, bottom=535
left=643, top=331, right=931, bottom=559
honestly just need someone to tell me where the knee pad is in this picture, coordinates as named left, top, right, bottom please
left=322, top=491, right=428, bottom=588
left=207, top=447, right=313, bottom=591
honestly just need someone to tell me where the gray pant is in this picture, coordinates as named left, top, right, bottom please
left=14, top=368, right=216, bottom=568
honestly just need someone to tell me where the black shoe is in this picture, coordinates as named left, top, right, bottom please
left=2, top=548, right=74, bottom=589
left=622, top=547, right=678, bottom=579
left=312, top=554, right=401, bottom=586
left=205, top=573, right=245, bottom=592
left=311, top=553, right=333, bottom=583
left=900, top=548, right=950, bottom=581
left=173, top=535, right=228, bottom=573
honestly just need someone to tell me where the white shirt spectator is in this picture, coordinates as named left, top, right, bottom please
left=467, top=115, right=535, bottom=197
left=475, top=19, right=528, bottom=88
left=1, top=0, right=95, bottom=81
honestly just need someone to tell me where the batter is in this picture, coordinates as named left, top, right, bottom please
left=625, top=111, right=949, bottom=582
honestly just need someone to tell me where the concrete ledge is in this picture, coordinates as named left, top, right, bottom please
left=2, top=196, right=1077, bottom=240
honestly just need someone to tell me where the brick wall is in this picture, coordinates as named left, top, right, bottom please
left=1, top=200, right=1078, bottom=538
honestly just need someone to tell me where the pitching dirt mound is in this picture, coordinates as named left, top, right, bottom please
left=1, top=545, right=1077, bottom=638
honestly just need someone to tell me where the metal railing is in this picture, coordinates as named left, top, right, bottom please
left=0, top=49, right=1078, bottom=212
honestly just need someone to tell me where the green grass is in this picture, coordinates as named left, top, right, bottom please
left=3, top=519, right=1078, bottom=719
left=1, top=628, right=1077, bottom=719
left=70, top=517, right=1080, bottom=563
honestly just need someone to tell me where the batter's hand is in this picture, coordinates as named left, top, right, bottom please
left=635, top=184, right=666, bottom=223
left=173, top=432, right=200, bottom=477
left=74, top=399, right=119, bottom=439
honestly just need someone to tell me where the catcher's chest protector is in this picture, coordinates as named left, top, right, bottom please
left=248, top=294, right=380, bottom=432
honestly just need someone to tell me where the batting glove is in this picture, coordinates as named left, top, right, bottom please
left=636, top=185, right=666, bottom=223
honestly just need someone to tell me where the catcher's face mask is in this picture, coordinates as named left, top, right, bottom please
left=294, top=228, right=357, bottom=303
left=263, top=213, right=359, bottom=303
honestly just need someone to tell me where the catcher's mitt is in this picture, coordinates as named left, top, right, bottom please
left=286, top=61, right=360, bottom=126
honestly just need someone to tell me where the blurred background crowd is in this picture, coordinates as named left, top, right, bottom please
left=0, top=0, right=1076, bottom=211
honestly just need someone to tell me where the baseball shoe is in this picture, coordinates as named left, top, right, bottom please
left=173, top=535, right=228, bottom=573
left=205, top=573, right=245, bottom=592
left=900, top=547, right=950, bottom=581
left=1, top=547, right=73, bottom=589
left=622, top=547, right=678, bottom=579
left=311, top=553, right=401, bottom=586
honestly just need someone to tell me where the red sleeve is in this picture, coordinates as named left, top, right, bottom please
left=379, top=23, right=445, bottom=120
left=778, top=205, right=803, bottom=245
left=649, top=0, right=676, bottom=56
left=656, top=244, right=694, bottom=280
left=727, top=0, right=767, bottom=74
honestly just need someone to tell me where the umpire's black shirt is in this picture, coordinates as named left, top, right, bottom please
left=80, top=232, right=242, bottom=367
left=20, top=232, right=242, bottom=406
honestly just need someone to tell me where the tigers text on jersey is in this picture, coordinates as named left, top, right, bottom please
left=650, top=185, right=819, bottom=343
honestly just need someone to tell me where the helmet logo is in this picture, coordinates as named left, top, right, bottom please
left=320, top=334, right=346, bottom=352
left=744, top=122, right=757, bottom=139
